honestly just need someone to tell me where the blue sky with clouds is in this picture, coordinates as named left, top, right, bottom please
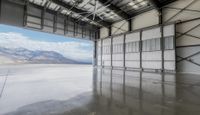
left=0, top=24, right=93, bottom=63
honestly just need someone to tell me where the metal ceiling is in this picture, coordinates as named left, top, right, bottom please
left=9, top=0, right=177, bottom=27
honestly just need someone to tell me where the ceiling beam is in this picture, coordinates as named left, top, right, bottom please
left=148, top=0, right=177, bottom=9
left=148, top=0, right=160, bottom=10
left=51, top=0, right=111, bottom=27
left=98, top=0, right=131, bottom=19
left=130, top=5, right=155, bottom=17
left=130, top=0, right=177, bottom=17
left=159, top=0, right=177, bottom=8
left=29, top=3, right=98, bottom=27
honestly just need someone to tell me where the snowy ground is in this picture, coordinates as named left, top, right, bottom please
left=0, top=56, right=15, bottom=64
left=0, top=64, right=93, bottom=115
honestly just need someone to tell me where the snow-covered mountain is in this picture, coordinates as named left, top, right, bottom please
left=0, top=47, right=88, bottom=64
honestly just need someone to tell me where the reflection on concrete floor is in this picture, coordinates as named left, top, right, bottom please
left=93, top=68, right=200, bottom=115
left=1, top=66, right=200, bottom=115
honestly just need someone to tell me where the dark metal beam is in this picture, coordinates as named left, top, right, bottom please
left=41, top=1, right=48, bottom=30
left=164, top=7, right=200, bottom=13
left=149, top=0, right=177, bottom=9
left=53, top=13, right=57, bottom=33
left=130, top=6, right=155, bottom=17
left=159, top=0, right=177, bottom=8
left=159, top=9, right=164, bottom=72
left=129, top=0, right=177, bottom=18
left=128, top=19, right=132, bottom=31
left=108, top=26, right=112, bottom=36
left=0, top=0, right=1, bottom=22
left=28, top=3, right=84, bottom=25
left=51, top=0, right=111, bottom=27
left=148, top=0, right=160, bottom=10
left=176, top=23, right=200, bottom=39
left=98, top=0, right=131, bottom=19
left=64, top=17, right=67, bottom=35
left=23, top=0, right=28, bottom=27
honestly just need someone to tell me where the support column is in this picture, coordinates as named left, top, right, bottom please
left=23, top=0, right=29, bottom=27
left=123, top=34, right=126, bottom=69
left=101, top=38, right=103, bottom=67
left=109, top=25, right=112, bottom=68
left=128, top=19, right=132, bottom=32
left=64, top=18, right=67, bottom=35
left=73, top=20, right=76, bottom=36
left=140, top=30, right=143, bottom=71
left=159, top=9, right=165, bottom=72
left=41, top=8, right=45, bottom=30
left=93, top=40, right=97, bottom=67
left=53, top=13, right=57, bottom=33
left=0, top=0, right=2, bottom=22
left=111, top=36, right=113, bottom=68
left=174, top=24, right=177, bottom=71
left=108, top=25, right=112, bottom=36
left=66, top=16, right=69, bottom=35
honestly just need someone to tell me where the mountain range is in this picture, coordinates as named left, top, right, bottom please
left=0, top=47, right=90, bottom=64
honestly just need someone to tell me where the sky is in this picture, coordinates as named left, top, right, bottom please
left=0, top=24, right=93, bottom=63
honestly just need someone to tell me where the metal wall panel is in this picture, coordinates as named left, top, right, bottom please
left=164, top=50, right=176, bottom=70
left=98, top=24, right=176, bottom=71
left=1, top=0, right=24, bottom=26
left=142, top=27, right=161, bottom=40
left=177, top=46, right=200, bottom=74
left=97, top=40, right=102, bottom=66
left=132, top=10, right=159, bottom=30
left=164, top=25, right=176, bottom=70
left=102, top=38, right=111, bottom=67
left=142, top=27, right=162, bottom=70
left=125, top=32, right=140, bottom=68
left=112, top=35, right=124, bottom=67
left=164, top=25, right=175, bottom=37
left=142, top=51, right=162, bottom=69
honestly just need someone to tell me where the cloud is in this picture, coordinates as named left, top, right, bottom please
left=0, top=32, right=93, bottom=62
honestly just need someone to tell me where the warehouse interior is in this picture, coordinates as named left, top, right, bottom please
left=0, top=0, right=200, bottom=114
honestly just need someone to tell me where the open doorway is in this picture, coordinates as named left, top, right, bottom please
left=0, top=24, right=94, bottom=114
left=0, top=24, right=94, bottom=65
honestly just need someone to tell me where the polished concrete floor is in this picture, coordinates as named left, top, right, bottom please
left=0, top=65, right=200, bottom=115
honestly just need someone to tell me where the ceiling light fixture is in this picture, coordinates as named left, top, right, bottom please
left=132, top=5, right=139, bottom=9
left=140, top=1, right=147, bottom=5
left=136, top=0, right=143, bottom=2
left=128, top=2, right=135, bottom=6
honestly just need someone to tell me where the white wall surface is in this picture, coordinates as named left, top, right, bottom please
left=132, top=10, right=159, bottom=30
left=126, top=32, right=140, bottom=42
left=142, top=27, right=161, bottom=40
left=112, top=20, right=128, bottom=35
left=100, top=27, right=109, bottom=38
